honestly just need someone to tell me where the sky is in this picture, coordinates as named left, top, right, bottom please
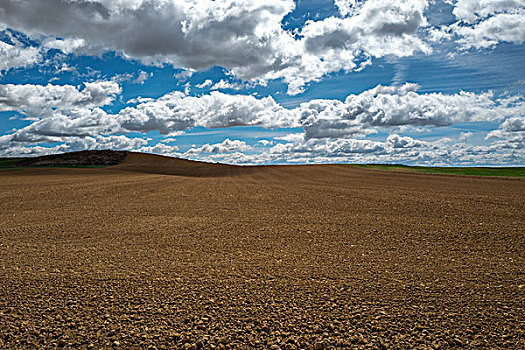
left=0, top=0, right=524, bottom=166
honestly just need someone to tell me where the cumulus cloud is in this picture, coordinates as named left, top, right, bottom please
left=386, top=134, right=426, bottom=148
left=453, top=11, right=525, bottom=49
left=296, top=83, right=511, bottom=141
left=114, top=83, right=517, bottom=139
left=264, top=133, right=432, bottom=164
left=184, top=138, right=252, bottom=156
left=486, top=115, right=525, bottom=148
left=44, top=38, right=86, bottom=54
left=1, top=2, right=523, bottom=164
left=0, top=81, right=125, bottom=155
left=6, top=109, right=116, bottom=143
left=133, top=71, right=152, bottom=85
left=442, top=0, right=525, bottom=49
left=257, top=139, right=274, bottom=146
left=301, top=0, right=429, bottom=57
left=0, top=0, right=434, bottom=94
left=174, top=70, right=194, bottom=81
left=211, top=79, right=244, bottom=90
left=499, top=116, right=525, bottom=132
left=334, top=0, right=363, bottom=17
left=116, top=90, right=297, bottom=134
left=1, top=80, right=523, bottom=164
left=196, top=79, right=213, bottom=89
left=459, top=131, right=473, bottom=141
left=0, top=0, right=297, bottom=85
left=3, top=81, right=521, bottom=135
left=275, top=0, right=432, bottom=93
left=0, top=1, right=522, bottom=94
left=204, top=132, right=520, bottom=166
left=0, top=39, right=41, bottom=72
left=270, top=136, right=385, bottom=157
left=452, top=0, right=525, bottom=23
left=0, top=81, right=121, bottom=119
left=136, top=143, right=180, bottom=156
left=0, top=134, right=148, bottom=157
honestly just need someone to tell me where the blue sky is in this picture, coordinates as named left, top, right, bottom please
left=0, top=0, right=524, bottom=165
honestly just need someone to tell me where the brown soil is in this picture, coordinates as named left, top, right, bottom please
left=113, top=152, right=255, bottom=177
left=1, top=154, right=524, bottom=349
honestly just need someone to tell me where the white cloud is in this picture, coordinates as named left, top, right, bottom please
left=0, top=134, right=148, bottom=157
left=81, top=135, right=149, bottom=150
left=133, top=71, right=152, bottom=85
left=111, top=73, right=135, bottom=83
left=126, top=96, right=155, bottom=105
left=334, top=0, right=363, bottom=17
left=196, top=79, right=213, bottom=89
left=1, top=80, right=523, bottom=165
left=452, top=0, right=525, bottom=23
left=0, top=81, right=121, bottom=119
left=453, top=11, right=525, bottom=49
left=1, top=0, right=522, bottom=95
left=6, top=109, right=116, bottom=143
left=0, top=40, right=41, bottom=72
left=427, top=26, right=453, bottom=43
left=459, top=131, right=473, bottom=141
left=486, top=115, right=525, bottom=147
left=4, top=81, right=519, bottom=147
left=386, top=133, right=426, bottom=148
left=241, top=131, right=522, bottom=166
left=0, top=0, right=297, bottom=85
left=499, top=116, right=525, bottom=132
left=276, top=133, right=305, bottom=142
left=135, top=143, right=180, bottom=156
left=117, top=90, right=297, bottom=134
left=301, top=0, right=429, bottom=57
left=257, top=139, right=274, bottom=146
left=270, top=136, right=386, bottom=156
left=184, top=138, right=252, bottom=156
left=55, top=63, right=76, bottom=74
left=211, top=79, right=243, bottom=90
left=44, top=38, right=86, bottom=54
left=275, top=0, right=432, bottom=94
left=0, top=0, right=433, bottom=94
left=0, top=81, right=123, bottom=151
left=3, top=82, right=521, bottom=141
left=118, top=83, right=513, bottom=140
left=174, top=70, right=194, bottom=80
left=444, top=0, right=525, bottom=49
left=296, top=83, right=511, bottom=140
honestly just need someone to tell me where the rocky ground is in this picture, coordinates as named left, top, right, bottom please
left=0, top=158, right=523, bottom=349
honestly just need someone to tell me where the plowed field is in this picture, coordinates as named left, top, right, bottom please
left=1, top=153, right=524, bottom=349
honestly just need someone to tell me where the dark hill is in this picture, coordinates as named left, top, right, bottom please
left=12, top=150, right=253, bottom=177
left=16, top=150, right=128, bottom=167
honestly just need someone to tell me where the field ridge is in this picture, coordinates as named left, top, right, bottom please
left=1, top=150, right=523, bottom=178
